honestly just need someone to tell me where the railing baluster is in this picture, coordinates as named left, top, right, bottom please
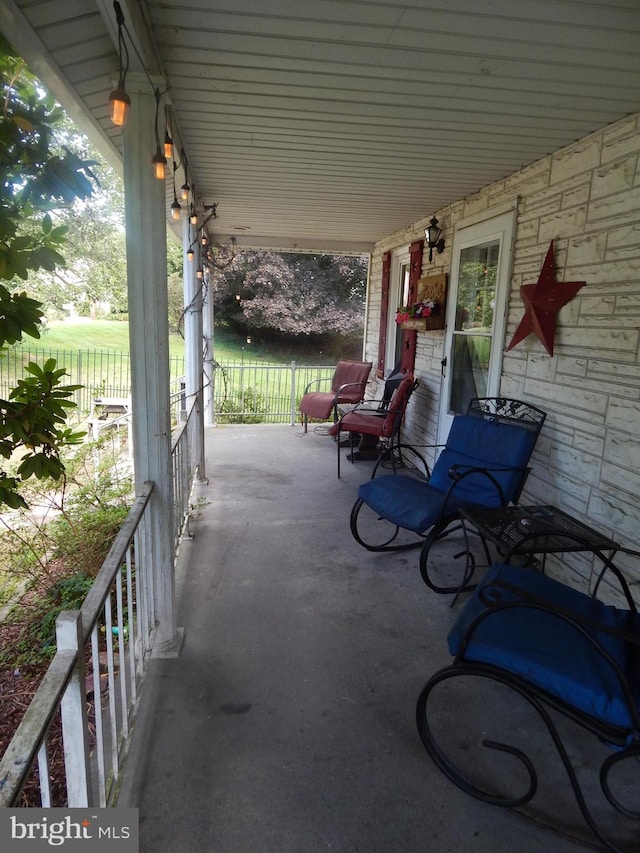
left=91, top=625, right=107, bottom=806
left=57, top=611, right=91, bottom=807
left=37, top=740, right=52, bottom=807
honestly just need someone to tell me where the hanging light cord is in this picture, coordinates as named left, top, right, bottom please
left=113, top=1, right=167, bottom=99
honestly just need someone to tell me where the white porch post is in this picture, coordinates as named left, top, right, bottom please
left=183, top=216, right=206, bottom=477
left=122, top=81, right=179, bottom=655
left=202, top=267, right=216, bottom=426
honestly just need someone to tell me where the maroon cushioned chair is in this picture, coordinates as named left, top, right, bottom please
left=329, top=373, right=418, bottom=477
left=299, top=360, right=372, bottom=433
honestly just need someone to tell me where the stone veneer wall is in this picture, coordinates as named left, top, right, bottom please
left=365, top=112, right=640, bottom=592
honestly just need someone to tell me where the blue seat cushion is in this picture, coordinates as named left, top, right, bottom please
left=357, top=475, right=469, bottom=533
left=428, top=416, right=537, bottom=505
left=448, top=563, right=640, bottom=730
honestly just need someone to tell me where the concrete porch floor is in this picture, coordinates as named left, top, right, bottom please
left=119, top=424, right=629, bottom=853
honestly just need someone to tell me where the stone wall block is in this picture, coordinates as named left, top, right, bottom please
left=566, top=232, right=607, bottom=266
left=588, top=186, right=640, bottom=223
left=604, top=429, right=640, bottom=470
left=606, top=398, right=640, bottom=433
left=556, top=326, right=638, bottom=353
left=589, top=486, right=640, bottom=545
left=602, top=124, right=640, bottom=164
left=550, top=136, right=601, bottom=184
left=539, top=205, right=587, bottom=243
left=591, top=155, right=638, bottom=200
left=556, top=356, right=587, bottom=377
left=579, top=295, right=615, bottom=316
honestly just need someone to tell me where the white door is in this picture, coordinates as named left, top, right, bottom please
left=438, top=209, right=515, bottom=442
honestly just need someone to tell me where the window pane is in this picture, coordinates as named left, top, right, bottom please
left=449, top=334, right=491, bottom=414
left=455, top=241, right=499, bottom=331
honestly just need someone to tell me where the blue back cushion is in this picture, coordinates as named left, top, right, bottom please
left=428, top=415, right=538, bottom=506
left=448, top=564, right=640, bottom=729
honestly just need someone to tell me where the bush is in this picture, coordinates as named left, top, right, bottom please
left=217, top=385, right=267, bottom=424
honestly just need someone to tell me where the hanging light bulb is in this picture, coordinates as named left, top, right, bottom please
left=163, top=108, right=174, bottom=159
left=187, top=246, right=194, bottom=262
left=170, top=195, right=182, bottom=220
left=201, top=233, right=208, bottom=246
left=164, top=132, right=174, bottom=160
left=151, top=88, right=167, bottom=180
left=190, top=205, right=197, bottom=225
left=109, top=2, right=130, bottom=126
left=196, top=268, right=204, bottom=280
left=152, top=149, right=167, bottom=180
left=179, top=149, right=190, bottom=199
left=109, top=84, right=130, bottom=127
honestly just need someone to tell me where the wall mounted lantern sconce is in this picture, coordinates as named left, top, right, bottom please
left=425, top=216, right=445, bottom=262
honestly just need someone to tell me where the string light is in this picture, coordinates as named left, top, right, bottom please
left=152, top=88, right=167, bottom=180
left=163, top=107, right=174, bottom=159
left=108, top=1, right=130, bottom=126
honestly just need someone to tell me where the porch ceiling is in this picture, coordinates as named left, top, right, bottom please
left=2, top=0, right=640, bottom=253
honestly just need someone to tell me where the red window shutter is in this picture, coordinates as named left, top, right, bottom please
left=377, top=251, right=391, bottom=378
left=400, top=239, right=424, bottom=373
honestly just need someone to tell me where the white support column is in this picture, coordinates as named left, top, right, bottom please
left=183, top=216, right=206, bottom=478
left=123, top=80, right=180, bottom=656
left=202, top=267, right=216, bottom=426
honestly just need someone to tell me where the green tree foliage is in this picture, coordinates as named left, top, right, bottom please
left=211, top=250, right=367, bottom=337
left=0, top=37, right=96, bottom=507
left=19, top=112, right=127, bottom=316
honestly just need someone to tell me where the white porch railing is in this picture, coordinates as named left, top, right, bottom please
left=171, top=398, right=200, bottom=549
left=0, top=483, right=155, bottom=807
left=0, top=394, right=203, bottom=807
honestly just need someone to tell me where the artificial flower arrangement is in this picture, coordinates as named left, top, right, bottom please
left=395, top=299, right=437, bottom=324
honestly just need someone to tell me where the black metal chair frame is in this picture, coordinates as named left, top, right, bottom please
left=349, top=397, right=546, bottom=593
left=415, top=535, right=640, bottom=853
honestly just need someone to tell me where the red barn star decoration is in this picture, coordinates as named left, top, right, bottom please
left=505, top=240, right=585, bottom=357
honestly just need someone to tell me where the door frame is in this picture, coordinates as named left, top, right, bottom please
left=437, top=205, right=517, bottom=442
left=384, top=245, right=410, bottom=374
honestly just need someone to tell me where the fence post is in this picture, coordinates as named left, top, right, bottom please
left=76, top=350, right=83, bottom=415
left=57, top=610, right=92, bottom=806
left=290, top=361, right=297, bottom=426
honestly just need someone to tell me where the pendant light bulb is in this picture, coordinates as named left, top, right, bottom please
left=109, top=84, right=130, bottom=126
left=152, top=149, right=167, bottom=180
left=164, top=131, right=174, bottom=160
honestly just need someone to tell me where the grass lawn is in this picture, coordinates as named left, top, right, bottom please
left=37, top=319, right=358, bottom=365
left=41, top=319, right=185, bottom=359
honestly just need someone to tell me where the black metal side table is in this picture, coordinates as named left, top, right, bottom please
left=455, top=504, right=619, bottom=601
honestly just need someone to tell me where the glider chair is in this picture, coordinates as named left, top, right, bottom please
left=299, top=360, right=372, bottom=433
left=416, top=538, right=640, bottom=853
left=349, top=397, right=546, bottom=592
left=329, top=374, right=418, bottom=478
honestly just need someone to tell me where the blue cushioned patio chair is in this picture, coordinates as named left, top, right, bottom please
left=416, top=536, right=640, bottom=853
left=349, top=397, right=546, bottom=593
